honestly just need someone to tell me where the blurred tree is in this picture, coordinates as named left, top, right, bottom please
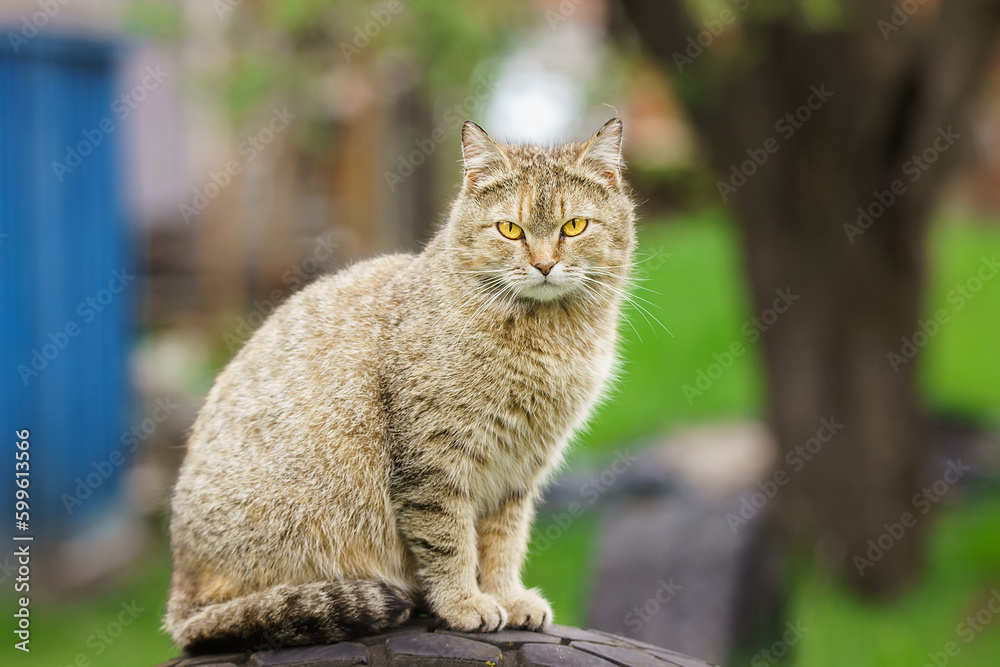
left=126, top=0, right=528, bottom=311
left=618, top=0, right=1000, bottom=597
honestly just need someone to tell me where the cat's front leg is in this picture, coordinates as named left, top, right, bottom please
left=478, top=488, right=553, bottom=631
left=391, top=464, right=508, bottom=632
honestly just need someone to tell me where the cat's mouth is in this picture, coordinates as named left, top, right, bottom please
left=515, top=277, right=574, bottom=302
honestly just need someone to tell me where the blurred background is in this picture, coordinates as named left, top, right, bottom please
left=2, top=0, right=1000, bottom=665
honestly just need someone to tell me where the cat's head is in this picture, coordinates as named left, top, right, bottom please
left=438, top=119, right=636, bottom=305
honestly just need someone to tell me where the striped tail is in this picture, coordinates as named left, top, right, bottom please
left=167, top=580, right=414, bottom=654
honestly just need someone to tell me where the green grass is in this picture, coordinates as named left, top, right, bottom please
left=577, top=210, right=766, bottom=457
left=792, top=494, right=1000, bottom=667
left=922, top=217, right=1000, bottom=424
left=14, top=210, right=1000, bottom=666
left=523, top=514, right=602, bottom=628
left=574, top=208, right=1000, bottom=463
left=526, top=210, right=1000, bottom=663
left=1, top=548, right=176, bottom=666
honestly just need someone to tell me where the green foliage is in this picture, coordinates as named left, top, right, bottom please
left=684, top=0, right=848, bottom=29
left=399, top=1, right=527, bottom=94
left=224, top=53, right=285, bottom=122
left=265, top=0, right=338, bottom=33
left=124, top=0, right=184, bottom=41
left=124, top=0, right=531, bottom=130
left=795, top=0, right=849, bottom=30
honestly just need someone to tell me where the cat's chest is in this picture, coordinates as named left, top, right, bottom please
left=476, top=331, right=614, bottom=451
left=466, top=341, right=612, bottom=513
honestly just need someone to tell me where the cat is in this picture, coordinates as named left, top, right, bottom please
left=165, top=118, right=636, bottom=652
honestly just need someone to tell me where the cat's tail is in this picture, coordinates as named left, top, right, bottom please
left=166, top=580, right=415, bottom=653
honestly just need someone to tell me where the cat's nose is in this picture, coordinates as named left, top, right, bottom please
left=533, top=260, right=557, bottom=276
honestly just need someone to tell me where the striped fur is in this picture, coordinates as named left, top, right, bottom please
left=165, top=119, right=636, bottom=650
left=172, top=581, right=412, bottom=653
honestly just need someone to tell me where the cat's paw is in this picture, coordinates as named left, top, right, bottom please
left=498, top=588, right=552, bottom=631
left=438, top=592, right=508, bottom=632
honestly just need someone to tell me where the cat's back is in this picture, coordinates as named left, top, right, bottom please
left=171, top=253, right=419, bottom=586
left=232, top=252, right=412, bottom=368
left=185, top=253, right=416, bottom=460
left=274, top=251, right=416, bottom=341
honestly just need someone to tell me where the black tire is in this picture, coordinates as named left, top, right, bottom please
left=155, top=619, right=719, bottom=666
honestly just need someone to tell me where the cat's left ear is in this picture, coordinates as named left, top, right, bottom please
left=578, top=118, right=624, bottom=188
left=461, top=121, right=509, bottom=189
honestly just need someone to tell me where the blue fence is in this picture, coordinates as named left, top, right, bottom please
left=0, top=33, right=135, bottom=542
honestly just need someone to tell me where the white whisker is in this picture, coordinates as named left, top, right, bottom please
left=578, top=274, right=672, bottom=338
left=445, top=269, right=509, bottom=275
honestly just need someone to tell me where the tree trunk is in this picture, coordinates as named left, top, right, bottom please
left=618, top=0, right=1000, bottom=596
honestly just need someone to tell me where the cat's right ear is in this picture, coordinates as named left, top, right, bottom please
left=461, top=121, right=509, bottom=189
left=578, top=118, right=624, bottom=189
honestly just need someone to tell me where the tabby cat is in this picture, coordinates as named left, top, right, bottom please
left=165, top=118, right=636, bottom=652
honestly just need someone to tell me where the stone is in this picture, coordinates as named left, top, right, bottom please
left=587, top=495, right=746, bottom=664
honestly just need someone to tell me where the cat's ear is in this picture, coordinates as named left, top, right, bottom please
left=461, top=121, right=509, bottom=188
left=578, top=118, right=624, bottom=188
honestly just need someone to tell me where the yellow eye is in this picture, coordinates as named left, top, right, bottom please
left=497, top=221, right=524, bottom=240
left=562, top=217, right=588, bottom=237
